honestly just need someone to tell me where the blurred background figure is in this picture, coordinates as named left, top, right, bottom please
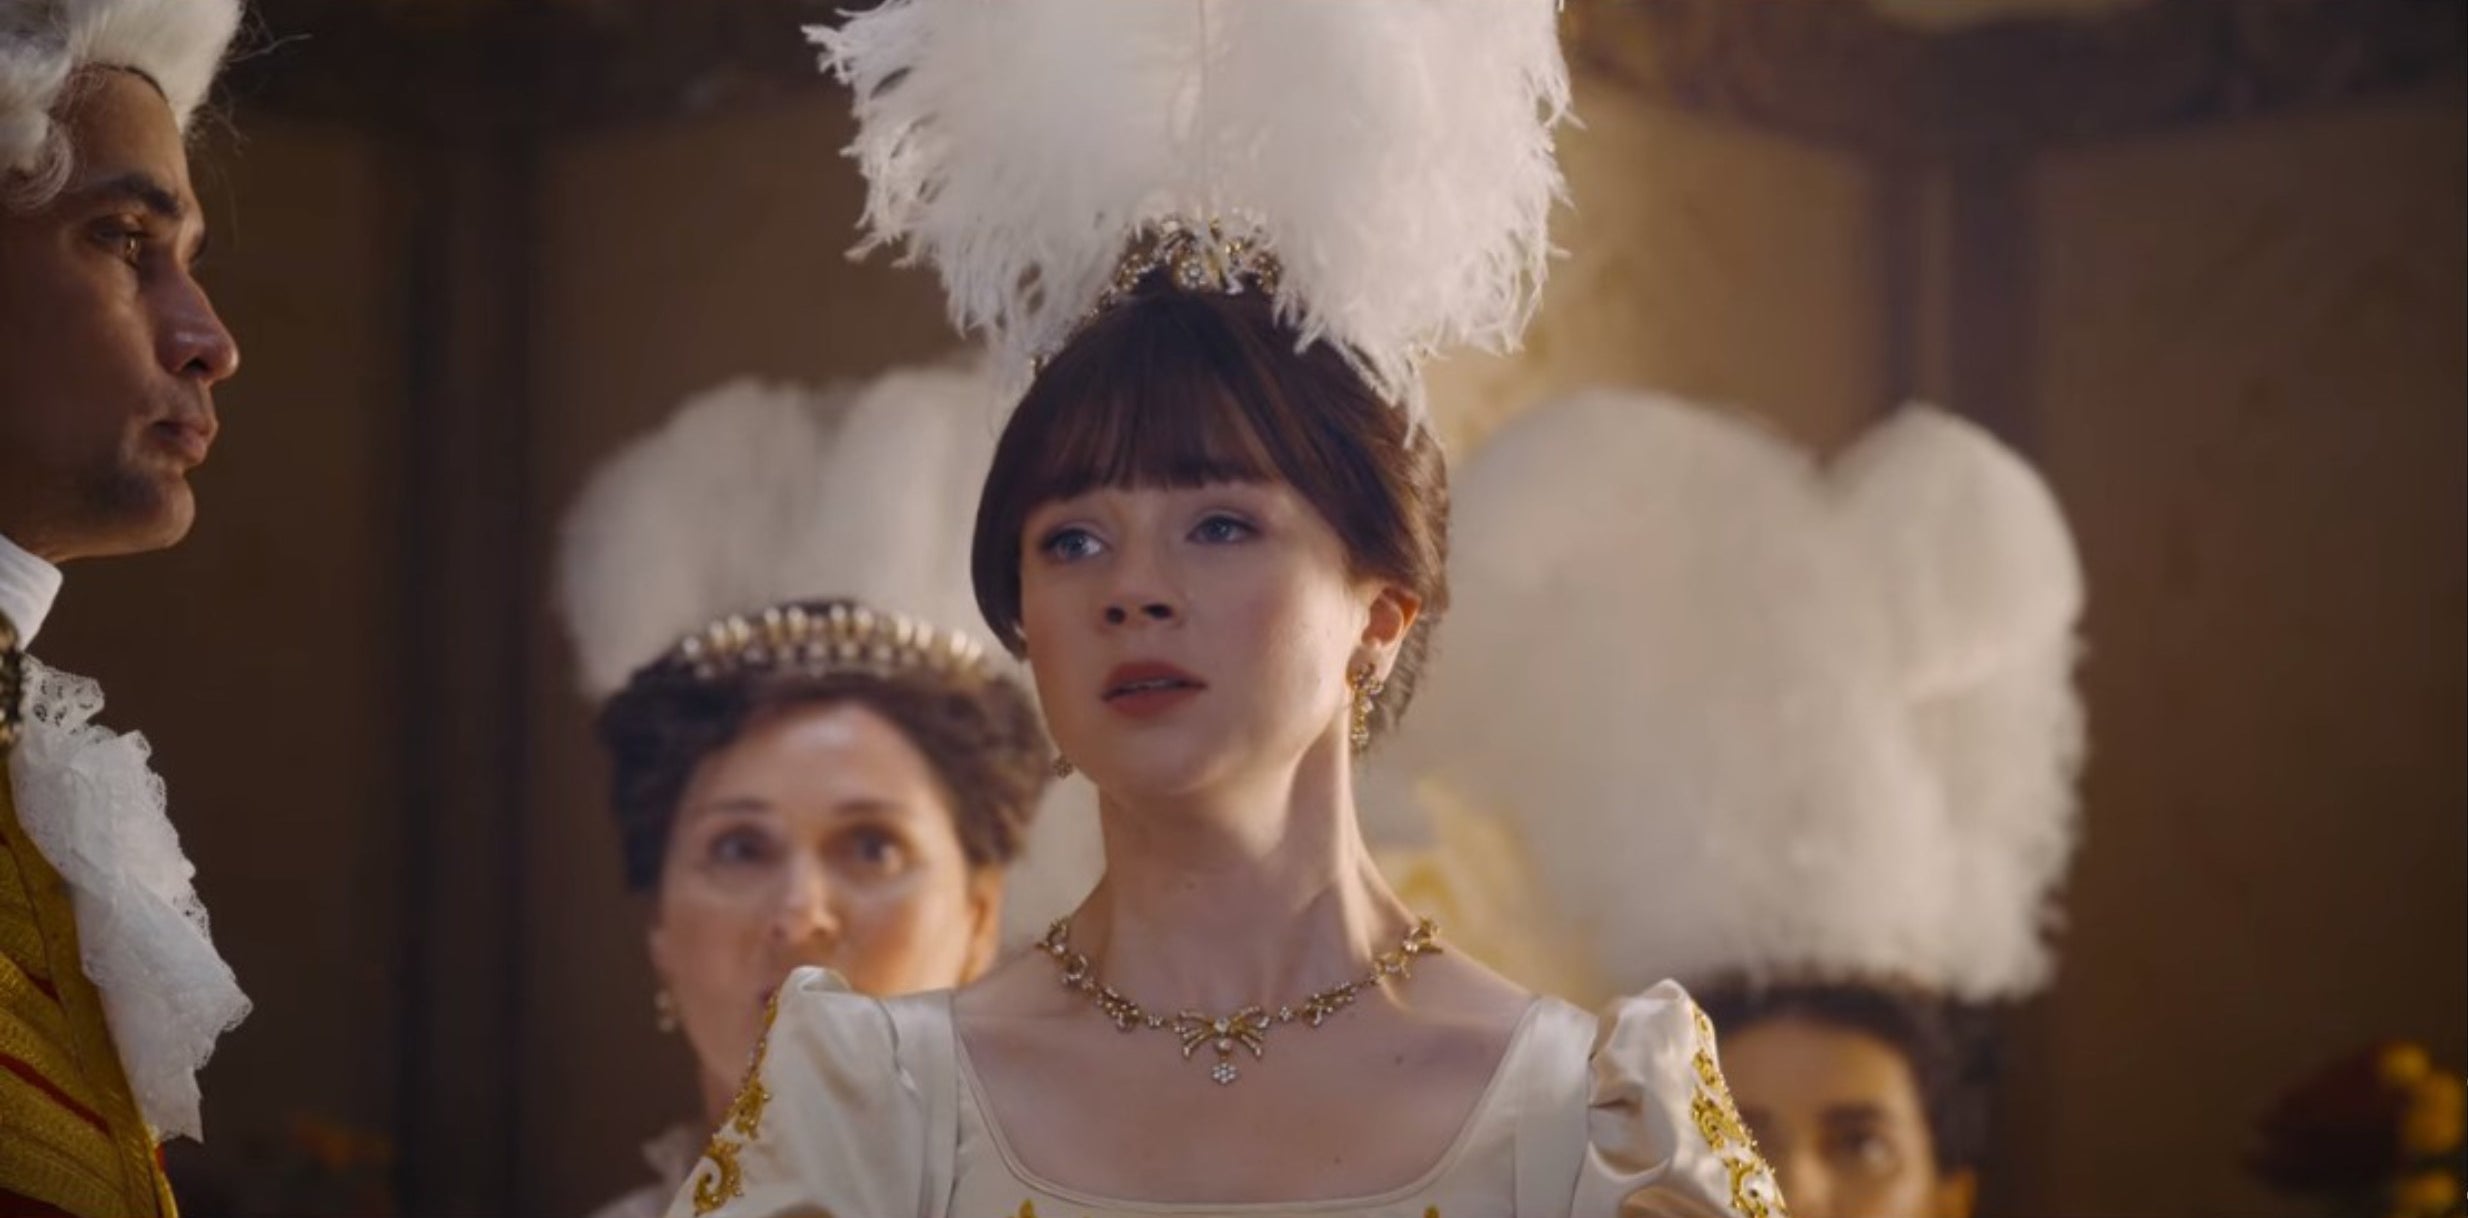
left=43, top=2, right=2457, bottom=1213
left=1378, top=391, right=2083, bottom=1218
left=552, top=367, right=1065, bottom=1217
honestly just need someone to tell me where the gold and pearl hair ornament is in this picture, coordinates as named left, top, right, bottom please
left=810, top=0, right=1572, bottom=418
left=667, top=600, right=997, bottom=691
left=1382, top=392, right=2087, bottom=1005
left=555, top=363, right=1012, bottom=704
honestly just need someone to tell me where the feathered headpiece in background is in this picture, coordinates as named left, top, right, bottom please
left=555, top=363, right=1007, bottom=702
left=811, top=0, right=1571, bottom=416
left=1381, top=391, right=2086, bottom=1004
left=553, top=361, right=1104, bottom=943
left=3, top=0, right=242, bottom=201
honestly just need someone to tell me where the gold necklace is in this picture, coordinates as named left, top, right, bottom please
left=1036, top=916, right=1442, bottom=1086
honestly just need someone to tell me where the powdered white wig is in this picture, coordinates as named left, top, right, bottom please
left=1, top=0, right=240, bottom=207
left=554, top=360, right=1104, bottom=942
left=1385, top=392, right=2085, bottom=1003
left=812, top=0, right=1570, bottom=416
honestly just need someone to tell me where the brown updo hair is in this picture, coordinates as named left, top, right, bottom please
left=596, top=600, right=1052, bottom=892
left=1697, top=978, right=2003, bottom=1179
left=970, top=280, right=1451, bottom=743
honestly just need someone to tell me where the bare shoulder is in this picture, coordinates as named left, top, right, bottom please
left=1405, top=940, right=1540, bottom=1031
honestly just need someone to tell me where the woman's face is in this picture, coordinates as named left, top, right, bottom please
left=1016, top=478, right=1410, bottom=798
left=647, top=700, right=998, bottom=1094
left=1724, top=1015, right=1978, bottom=1218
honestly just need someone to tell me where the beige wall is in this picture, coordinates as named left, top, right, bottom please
left=1997, top=80, right=2468, bottom=1216
left=1429, top=71, right=1892, bottom=455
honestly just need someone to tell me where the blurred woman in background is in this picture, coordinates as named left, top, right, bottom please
left=555, top=371, right=1055, bottom=1218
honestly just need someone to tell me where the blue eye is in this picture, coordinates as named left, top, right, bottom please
left=1191, top=514, right=1256, bottom=544
left=1039, top=526, right=1106, bottom=562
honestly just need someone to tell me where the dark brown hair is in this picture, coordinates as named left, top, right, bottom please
left=596, top=609, right=1052, bottom=892
left=970, top=281, right=1450, bottom=739
left=1697, top=978, right=2003, bottom=1177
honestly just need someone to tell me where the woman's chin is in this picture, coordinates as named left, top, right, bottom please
left=1084, top=748, right=1226, bottom=802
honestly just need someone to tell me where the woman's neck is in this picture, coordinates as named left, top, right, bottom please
left=1068, top=738, right=1414, bottom=1015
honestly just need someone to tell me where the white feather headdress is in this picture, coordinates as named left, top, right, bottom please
left=554, top=360, right=1107, bottom=943
left=556, top=363, right=1009, bottom=701
left=1383, top=391, right=2085, bottom=1003
left=3, top=0, right=242, bottom=200
left=811, top=0, right=1570, bottom=415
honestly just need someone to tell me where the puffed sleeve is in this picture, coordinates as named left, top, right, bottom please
left=661, top=967, right=957, bottom=1218
left=1569, top=981, right=1789, bottom=1218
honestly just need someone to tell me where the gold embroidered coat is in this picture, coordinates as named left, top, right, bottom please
left=0, top=611, right=176, bottom=1218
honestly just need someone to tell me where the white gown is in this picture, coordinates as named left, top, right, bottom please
left=663, top=967, right=1785, bottom=1218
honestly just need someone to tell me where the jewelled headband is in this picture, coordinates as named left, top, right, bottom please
left=1035, top=217, right=1288, bottom=370
left=667, top=601, right=998, bottom=690
left=1095, top=218, right=1282, bottom=317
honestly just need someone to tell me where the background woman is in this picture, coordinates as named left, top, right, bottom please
left=556, top=371, right=1056, bottom=1218
left=1385, top=389, right=2087, bottom=1218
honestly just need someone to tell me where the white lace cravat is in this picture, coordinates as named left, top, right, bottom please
left=8, top=657, right=250, bottom=1142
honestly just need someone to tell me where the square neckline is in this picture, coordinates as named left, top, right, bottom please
left=945, top=994, right=1550, bottom=1214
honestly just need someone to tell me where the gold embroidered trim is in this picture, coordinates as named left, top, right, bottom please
left=1, top=764, right=171, bottom=1217
left=0, top=843, right=46, bottom=970
left=689, top=989, right=784, bottom=1216
left=1688, top=1003, right=1788, bottom=1218
left=689, top=1136, right=744, bottom=1217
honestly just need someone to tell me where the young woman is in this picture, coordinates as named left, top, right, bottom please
left=666, top=6, right=1783, bottom=1214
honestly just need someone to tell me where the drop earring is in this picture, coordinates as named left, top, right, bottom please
left=1347, top=661, right=1385, bottom=754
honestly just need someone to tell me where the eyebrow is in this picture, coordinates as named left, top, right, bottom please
left=1818, top=1104, right=1890, bottom=1128
left=69, top=171, right=209, bottom=260
left=683, top=796, right=774, bottom=821
left=684, top=795, right=915, bottom=821
left=72, top=171, right=187, bottom=221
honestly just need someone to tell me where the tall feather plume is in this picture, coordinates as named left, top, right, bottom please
left=1832, top=408, right=2088, bottom=998
left=811, top=0, right=1570, bottom=415
left=1385, top=392, right=2086, bottom=1002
